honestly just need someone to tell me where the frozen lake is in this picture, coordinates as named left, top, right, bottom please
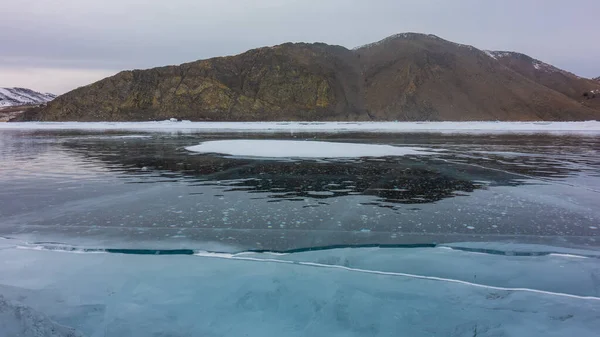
left=1, top=127, right=598, bottom=250
left=0, top=124, right=599, bottom=336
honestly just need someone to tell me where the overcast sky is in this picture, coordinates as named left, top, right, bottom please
left=1, top=0, right=598, bottom=94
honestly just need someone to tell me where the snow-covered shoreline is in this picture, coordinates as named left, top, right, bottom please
left=1, top=121, right=600, bottom=134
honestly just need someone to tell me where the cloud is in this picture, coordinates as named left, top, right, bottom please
left=0, top=67, right=118, bottom=94
left=0, top=0, right=598, bottom=93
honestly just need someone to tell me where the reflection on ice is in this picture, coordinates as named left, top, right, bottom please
left=2, top=127, right=600, bottom=336
left=0, top=241, right=599, bottom=337
left=196, top=163, right=481, bottom=204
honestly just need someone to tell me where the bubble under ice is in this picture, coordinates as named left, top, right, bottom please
left=1, top=129, right=600, bottom=336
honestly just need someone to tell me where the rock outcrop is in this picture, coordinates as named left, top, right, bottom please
left=21, top=33, right=600, bottom=121
left=488, top=51, right=600, bottom=111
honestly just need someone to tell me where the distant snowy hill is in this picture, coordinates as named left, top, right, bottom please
left=0, top=87, right=56, bottom=107
left=594, top=76, right=600, bottom=82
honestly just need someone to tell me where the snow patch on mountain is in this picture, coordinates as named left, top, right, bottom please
left=484, top=51, right=513, bottom=60
left=353, top=33, right=422, bottom=50
left=0, top=88, right=57, bottom=107
left=483, top=50, right=497, bottom=59
left=486, top=51, right=580, bottom=78
left=353, top=32, right=475, bottom=51
left=530, top=59, right=578, bottom=77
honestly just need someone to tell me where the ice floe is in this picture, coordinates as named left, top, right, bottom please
left=185, top=140, right=435, bottom=158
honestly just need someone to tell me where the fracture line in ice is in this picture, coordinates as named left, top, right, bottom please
left=193, top=252, right=600, bottom=302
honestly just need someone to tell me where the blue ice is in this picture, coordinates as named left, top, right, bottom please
left=0, top=239, right=598, bottom=337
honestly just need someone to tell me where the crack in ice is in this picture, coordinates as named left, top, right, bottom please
left=193, top=253, right=600, bottom=302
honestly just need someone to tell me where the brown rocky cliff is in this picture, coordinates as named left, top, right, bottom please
left=20, top=33, right=600, bottom=122
left=489, top=51, right=600, bottom=110
left=355, top=34, right=598, bottom=121
left=29, top=43, right=365, bottom=122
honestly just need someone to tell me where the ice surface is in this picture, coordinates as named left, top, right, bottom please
left=186, top=140, right=435, bottom=158
left=2, top=121, right=600, bottom=135
left=0, top=295, right=84, bottom=337
left=1, top=130, right=600, bottom=335
left=0, top=240, right=598, bottom=337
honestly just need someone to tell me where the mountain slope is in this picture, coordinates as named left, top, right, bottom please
left=20, top=33, right=600, bottom=122
left=487, top=51, right=600, bottom=109
left=354, top=33, right=597, bottom=121
left=594, top=76, right=600, bottom=82
left=23, top=44, right=365, bottom=122
left=0, top=88, right=56, bottom=107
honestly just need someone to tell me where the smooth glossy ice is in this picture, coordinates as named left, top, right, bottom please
left=0, top=243, right=598, bottom=337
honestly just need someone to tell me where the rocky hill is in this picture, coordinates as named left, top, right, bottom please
left=19, top=33, right=600, bottom=121
left=487, top=51, right=600, bottom=110
left=1, top=88, right=57, bottom=122
left=0, top=88, right=56, bottom=107
left=23, top=43, right=366, bottom=122
left=354, top=34, right=598, bottom=120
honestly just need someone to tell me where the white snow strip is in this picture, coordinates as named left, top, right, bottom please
left=193, top=251, right=237, bottom=258
left=192, top=253, right=600, bottom=301
left=2, top=121, right=600, bottom=135
left=15, top=245, right=105, bottom=254
left=185, top=140, right=434, bottom=158
left=64, top=135, right=153, bottom=140
left=548, top=253, right=588, bottom=259
left=235, top=251, right=289, bottom=256
left=483, top=50, right=497, bottom=59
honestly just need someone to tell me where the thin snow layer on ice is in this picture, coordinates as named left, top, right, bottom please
left=0, top=243, right=599, bottom=337
left=186, top=140, right=434, bottom=158
left=3, top=121, right=600, bottom=135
